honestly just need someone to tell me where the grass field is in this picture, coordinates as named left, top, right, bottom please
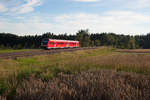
left=0, top=49, right=36, bottom=53
left=0, top=47, right=150, bottom=100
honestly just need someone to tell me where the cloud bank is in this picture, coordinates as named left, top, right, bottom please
left=0, top=0, right=150, bottom=35
left=0, top=11, right=150, bottom=35
left=0, top=0, right=42, bottom=14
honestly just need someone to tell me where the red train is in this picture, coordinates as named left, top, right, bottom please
left=41, top=39, right=80, bottom=49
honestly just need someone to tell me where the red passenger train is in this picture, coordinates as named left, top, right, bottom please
left=41, top=39, right=80, bottom=49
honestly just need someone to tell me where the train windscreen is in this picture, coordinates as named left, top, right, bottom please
left=42, top=39, right=49, bottom=45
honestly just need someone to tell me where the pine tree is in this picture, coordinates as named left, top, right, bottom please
left=76, top=29, right=90, bottom=47
left=94, top=40, right=100, bottom=47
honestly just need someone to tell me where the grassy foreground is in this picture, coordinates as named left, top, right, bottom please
left=0, top=47, right=150, bottom=99
left=0, top=49, right=36, bottom=53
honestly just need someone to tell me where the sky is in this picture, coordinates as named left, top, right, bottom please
left=0, top=0, right=150, bottom=35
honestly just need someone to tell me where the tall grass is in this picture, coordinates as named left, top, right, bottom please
left=15, top=70, right=150, bottom=100
left=0, top=47, right=150, bottom=99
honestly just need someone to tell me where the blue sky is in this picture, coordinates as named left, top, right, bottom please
left=0, top=0, right=150, bottom=35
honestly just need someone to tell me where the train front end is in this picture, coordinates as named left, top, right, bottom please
left=41, top=38, right=49, bottom=49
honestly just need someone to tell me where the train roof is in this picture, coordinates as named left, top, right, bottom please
left=43, top=38, right=79, bottom=42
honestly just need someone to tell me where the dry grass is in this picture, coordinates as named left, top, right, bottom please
left=1, top=47, right=150, bottom=99
left=15, top=70, right=150, bottom=100
left=0, top=49, right=36, bottom=53
left=117, top=49, right=150, bottom=53
left=90, top=53, right=150, bottom=73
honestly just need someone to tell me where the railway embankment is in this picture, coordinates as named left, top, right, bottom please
left=0, top=47, right=98, bottom=59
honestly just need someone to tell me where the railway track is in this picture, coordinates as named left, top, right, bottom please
left=0, top=47, right=98, bottom=59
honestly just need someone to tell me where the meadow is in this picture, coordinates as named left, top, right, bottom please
left=0, top=49, right=36, bottom=53
left=0, top=47, right=150, bottom=100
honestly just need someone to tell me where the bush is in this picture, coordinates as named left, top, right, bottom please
left=0, top=44, right=5, bottom=50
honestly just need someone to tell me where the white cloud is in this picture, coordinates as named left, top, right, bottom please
left=17, top=6, right=34, bottom=14
left=0, top=0, right=42, bottom=14
left=73, top=0, right=99, bottom=2
left=137, top=0, right=150, bottom=8
left=0, top=3, right=8, bottom=12
left=112, top=0, right=150, bottom=8
left=54, top=11, right=150, bottom=35
left=0, top=16, right=52, bottom=35
left=0, top=11, right=150, bottom=35
left=14, top=0, right=42, bottom=14
left=16, top=16, right=25, bottom=19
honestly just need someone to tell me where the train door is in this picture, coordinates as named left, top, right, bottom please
left=54, top=42, right=56, bottom=48
left=77, top=42, right=79, bottom=47
left=65, top=41, right=68, bottom=48
left=55, top=41, right=59, bottom=48
left=66, top=42, right=69, bottom=48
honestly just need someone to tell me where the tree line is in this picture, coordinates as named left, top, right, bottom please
left=0, top=29, right=150, bottom=49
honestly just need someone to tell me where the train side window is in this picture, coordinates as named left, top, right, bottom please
left=58, top=42, right=64, bottom=44
left=50, top=42, right=54, bottom=45
left=71, top=43, right=75, bottom=45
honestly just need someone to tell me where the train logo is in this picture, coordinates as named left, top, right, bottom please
left=41, top=39, right=80, bottom=49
